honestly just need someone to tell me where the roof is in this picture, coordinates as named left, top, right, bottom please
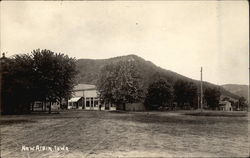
left=68, top=97, right=81, bottom=102
left=219, top=100, right=231, bottom=105
left=74, top=84, right=96, bottom=91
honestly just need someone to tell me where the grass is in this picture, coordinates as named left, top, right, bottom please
left=0, top=110, right=249, bottom=158
left=184, top=110, right=247, bottom=117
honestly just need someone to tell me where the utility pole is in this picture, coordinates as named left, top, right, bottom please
left=200, top=67, right=203, bottom=112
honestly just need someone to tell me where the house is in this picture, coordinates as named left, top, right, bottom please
left=219, top=100, right=233, bottom=111
left=68, top=84, right=116, bottom=110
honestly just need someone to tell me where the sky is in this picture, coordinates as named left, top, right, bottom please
left=1, top=1, right=249, bottom=85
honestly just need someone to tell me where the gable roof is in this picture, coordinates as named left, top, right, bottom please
left=74, top=84, right=96, bottom=91
left=219, top=100, right=231, bottom=105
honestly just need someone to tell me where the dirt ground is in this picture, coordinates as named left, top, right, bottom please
left=0, top=110, right=249, bottom=158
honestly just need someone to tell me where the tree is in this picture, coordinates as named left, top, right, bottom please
left=31, top=49, right=78, bottom=113
left=173, top=80, right=197, bottom=109
left=238, top=97, right=247, bottom=111
left=173, top=80, right=186, bottom=107
left=187, top=82, right=198, bottom=108
left=204, top=87, right=221, bottom=110
left=1, top=54, right=35, bottom=114
left=97, top=64, right=116, bottom=105
left=97, top=60, right=143, bottom=110
left=1, top=49, right=78, bottom=114
left=144, top=79, right=173, bottom=110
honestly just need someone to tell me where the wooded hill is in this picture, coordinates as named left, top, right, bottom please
left=76, top=54, right=239, bottom=100
left=222, top=84, right=248, bottom=101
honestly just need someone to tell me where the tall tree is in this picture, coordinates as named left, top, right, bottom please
left=204, top=87, right=221, bottom=110
left=97, top=64, right=116, bottom=105
left=1, top=54, right=35, bottom=114
left=31, top=49, right=78, bottom=113
left=173, top=80, right=187, bottom=107
left=144, top=79, right=173, bottom=110
left=97, top=60, right=143, bottom=110
left=185, top=82, right=198, bottom=108
left=238, top=97, right=247, bottom=111
left=1, top=49, right=78, bottom=114
left=173, top=80, right=198, bottom=109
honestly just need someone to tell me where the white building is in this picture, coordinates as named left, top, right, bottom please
left=219, top=100, right=233, bottom=111
left=68, top=84, right=116, bottom=110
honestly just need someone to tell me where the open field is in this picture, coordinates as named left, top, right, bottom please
left=0, top=110, right=249, bottom=158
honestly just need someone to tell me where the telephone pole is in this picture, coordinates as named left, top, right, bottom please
left=200, top=67, right=203, bottom=112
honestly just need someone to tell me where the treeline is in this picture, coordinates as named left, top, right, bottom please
left=1, top=50, right=247, bottom=114
left=0, top=49, right=78, bottom=114
left=97, top=60, right=245, bottom=111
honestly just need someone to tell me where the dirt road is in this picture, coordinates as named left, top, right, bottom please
left=0, top=110, right=248, bottom=157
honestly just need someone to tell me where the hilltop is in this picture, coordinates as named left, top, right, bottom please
left=222, top=84, right=249, bottom=101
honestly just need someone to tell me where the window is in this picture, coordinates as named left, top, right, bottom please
left=94, top=101, right=98, bottom=107
left=86, top=101, right=90, bottom=107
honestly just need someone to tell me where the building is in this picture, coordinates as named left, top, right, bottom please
left=219, top=100, right=233, bottom=111
left=68, top=84, right=116, bottom=110
left=68, top=84, right=99, bottom=110
left=32, top=101, right=60, bottom=112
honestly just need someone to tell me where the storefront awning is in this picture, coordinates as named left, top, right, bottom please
left=68, top=97, right=81, bottom=103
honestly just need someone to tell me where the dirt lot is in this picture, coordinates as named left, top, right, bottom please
left=0, top=110, right=249, bottom=158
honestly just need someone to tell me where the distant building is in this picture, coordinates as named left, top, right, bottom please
left=32, top=101, right=60, bottom=112
left=68, top=84, right=116, bottom=110
left=68, top=84, right=147, bottom=111
left=68, top=84, right=99, bottom=110
left=219, top=100, right=233, bottom=111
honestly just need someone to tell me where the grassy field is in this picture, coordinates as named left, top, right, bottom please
left=0, top=110, right=249, bottom=158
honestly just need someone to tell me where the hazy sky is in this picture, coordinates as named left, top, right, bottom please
left=1, top=1, right=249, bottom=85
